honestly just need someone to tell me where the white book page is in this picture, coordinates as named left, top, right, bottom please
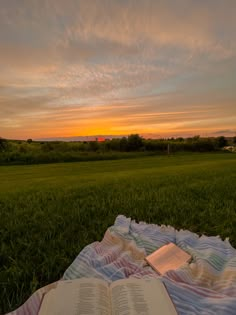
left=145, top=243, right=191, bottom=275
left=38, top=278, right=110, bottom=315
left=110, top=278, right=177, bottom=315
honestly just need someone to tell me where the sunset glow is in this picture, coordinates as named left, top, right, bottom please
left=0, top=0, right=236, bottom=139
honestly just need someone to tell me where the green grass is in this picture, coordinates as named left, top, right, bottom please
left=1, top=153, right=236, bottom=313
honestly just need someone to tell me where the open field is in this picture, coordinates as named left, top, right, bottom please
left=1, top=153, right=236, bottom=313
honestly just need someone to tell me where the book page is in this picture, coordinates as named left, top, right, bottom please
left=38, top=278, right=110, bottom=315
left=110, top=278, right=177, bottom=315
left=145, top=243, right=191, bottom=275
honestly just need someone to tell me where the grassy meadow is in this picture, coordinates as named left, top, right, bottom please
left=1, top=153, right=236, bottom=313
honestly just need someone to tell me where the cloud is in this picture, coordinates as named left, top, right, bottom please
left=0, top=0, right=236, bottom=138
left=213, top=130, right=236, bottom=136
left=1, top=0, right=235, bottom=68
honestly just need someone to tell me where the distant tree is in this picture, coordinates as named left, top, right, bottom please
left=109, top=139, right=121, bottom=151
left=0, top=137, right=8, bottom=152
left=186, top=137, right=193, bottom=143
left=41, top=142, right=54, bottom=152
left=88, top=141, right=99, bottom=152
left=27, top=139, right=33, bottom=144
left=19, top=144, right=28, bottom=153
left=120, top=137, right=128, bottom=151
left=127, top=134, right=143, bottom=151
left=216, top=136, right=227, bottom=148
left=233, top=136, right=236, bottom=145
left=193, top=135, right=200, bottom=141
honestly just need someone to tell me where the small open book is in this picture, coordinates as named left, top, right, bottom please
left=38, top=278, right=178, bottom=315
left=145, top=242, right=191, bottom=275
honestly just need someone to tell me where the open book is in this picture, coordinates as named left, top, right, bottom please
left=145, top=242, right=191, bottom=275
left=38, top=278, right=178, bottom=315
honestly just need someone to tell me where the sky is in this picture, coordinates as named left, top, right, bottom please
left=0, top=0, right=236, bottom=140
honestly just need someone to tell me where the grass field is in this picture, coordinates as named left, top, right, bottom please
left=1, top=153, right=236, bottom=313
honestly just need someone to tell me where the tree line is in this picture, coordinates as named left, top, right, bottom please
left=0, top=134, right=235, bottom=165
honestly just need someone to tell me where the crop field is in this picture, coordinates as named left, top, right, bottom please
left=1, top=153, right=236, bottom=313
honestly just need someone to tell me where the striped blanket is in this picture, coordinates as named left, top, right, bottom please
left=8, top=215, right=236, bottom=315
